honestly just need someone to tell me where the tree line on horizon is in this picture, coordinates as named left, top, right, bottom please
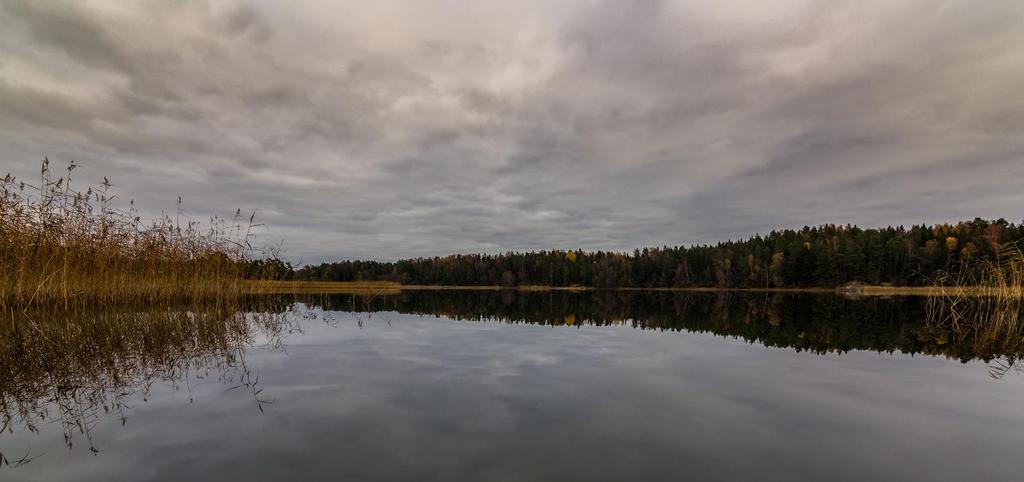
left=286, top=218, right=1024, bottom=288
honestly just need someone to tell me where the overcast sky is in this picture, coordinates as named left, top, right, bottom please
left=2, top=1, right=1022, bottom=263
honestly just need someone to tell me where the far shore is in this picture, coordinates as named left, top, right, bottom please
left=248, top=280, right=986, bottom=297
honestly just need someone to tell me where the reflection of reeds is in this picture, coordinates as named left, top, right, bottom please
left=0, top=160, right=255, bottom=309
left=0, top=301, right=295, bottom=460
left=927, top=245, right=1024, bottom=369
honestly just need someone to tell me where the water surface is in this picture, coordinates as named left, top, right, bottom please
left=2, top=292, right=1023, bottom=481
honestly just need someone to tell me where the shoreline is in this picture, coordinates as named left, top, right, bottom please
left=248, top=280, right=979, bottom=297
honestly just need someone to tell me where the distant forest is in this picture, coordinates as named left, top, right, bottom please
left=287, top=218, right=1023, bottom=288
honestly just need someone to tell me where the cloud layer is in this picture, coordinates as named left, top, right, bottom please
left=2, top=0, right=1022, bottom=262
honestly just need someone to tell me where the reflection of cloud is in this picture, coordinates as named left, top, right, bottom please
left=2, top=0, right=1023, bottom=262
left=4, top=309, right=1023, bottom=480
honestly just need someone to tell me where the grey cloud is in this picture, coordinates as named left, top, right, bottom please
left=1, top=0, right=1022, bottom=263
left=4, top=1, right=132, bottom=73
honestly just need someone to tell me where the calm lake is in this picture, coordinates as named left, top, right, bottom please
left=2, top=291, right=1023, bottom=481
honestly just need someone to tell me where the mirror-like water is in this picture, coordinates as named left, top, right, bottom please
left=2, top=292, right=1023, bottom=481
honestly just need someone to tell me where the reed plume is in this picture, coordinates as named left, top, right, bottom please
left=0, top=160, right=257, bottom=309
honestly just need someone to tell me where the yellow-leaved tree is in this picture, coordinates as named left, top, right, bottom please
left=946, top=237, right=958, bottom=251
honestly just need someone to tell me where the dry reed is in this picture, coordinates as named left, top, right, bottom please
left=0, top=160, right=258, bottom=309
left=927, top=244, right=1024, bottom=363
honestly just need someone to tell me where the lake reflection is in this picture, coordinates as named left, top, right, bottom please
left=2, top=292, right=1023, bottom=481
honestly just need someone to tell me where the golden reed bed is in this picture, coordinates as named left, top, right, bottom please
left=1, top=161, right=252, bottom=309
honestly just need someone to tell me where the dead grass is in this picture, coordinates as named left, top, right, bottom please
left=926, top=245, right=1024, bottom=361
left=0, top=160, right=256, bottom=309
left=249, top=280, right=402, bottom=296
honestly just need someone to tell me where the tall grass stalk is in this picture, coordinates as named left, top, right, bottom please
left=0, top=160, right=256, bottom=309
left=927, top=245, right=1024, bottom=361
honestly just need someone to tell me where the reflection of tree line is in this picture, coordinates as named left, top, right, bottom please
left=0, top=301, right=296, bottom=465
left=1, top=293, right=1020, bottom=464
left=300, top=291, right=1023, bottom=363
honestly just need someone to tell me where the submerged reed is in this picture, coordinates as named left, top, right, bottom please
left=0, top=160, right=258, bottom=309
left=927, top=245, right=1024, bottom=363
